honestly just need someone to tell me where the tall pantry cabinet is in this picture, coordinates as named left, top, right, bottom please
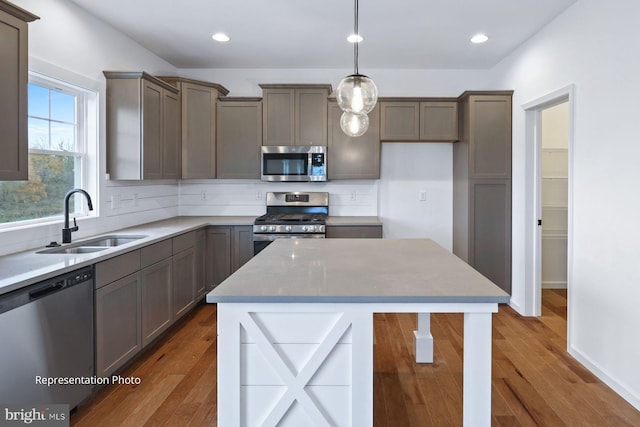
left=453, top=91, right=513, bottom=294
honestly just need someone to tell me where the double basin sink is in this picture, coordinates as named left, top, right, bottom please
left=38, top=235, right=147, bottom=254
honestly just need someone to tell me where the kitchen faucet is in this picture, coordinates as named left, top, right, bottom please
left=62, top=189, right=94, bottom=244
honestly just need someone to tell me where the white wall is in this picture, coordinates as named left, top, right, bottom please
left=1, top=0, right=179, bottom=256
left=488, top=0, right=640, bottom=408
left=378, top=143, right=452, bottom=249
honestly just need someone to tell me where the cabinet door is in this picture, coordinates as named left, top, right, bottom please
left=468, top=95, right=512, bottom=179
left=141, top=258, right=172, bottom=346
left=380, top=102, right=420, bottom=141
left=206, top=227, right=232, bottom=290
left=142, top=80, right=163, bottom=179
left=95, top=272, right=142, bottom=377
left=420, top=102, right=458, bottom=142
left=216, top=101, right=262, bottom=179
left=181, top=82, right=217, bottom=179
left=232, top=226, right=254, bottom=272
left=327, top=102, right=380, bottom=179
left=173, top=247, right=195, bottom=320
left=194, top=228, right=207, bottom=298
left=163, top=89, right=181, bottom=179
left=262, top=89, right=295, bottom=145
left=470, top=180, right=511, bottom=294
left=296, top=88, right=327, bottom=146
left=0, top=9, right=30, bottom=180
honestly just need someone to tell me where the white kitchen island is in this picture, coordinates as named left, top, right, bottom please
left=206, top=239, right=509, bottom=427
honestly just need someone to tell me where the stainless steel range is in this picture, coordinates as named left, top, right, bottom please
left=253, top=192, right=328, bottom=255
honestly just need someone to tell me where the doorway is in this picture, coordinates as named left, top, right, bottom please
left=522, top=86, right=574, bottom=338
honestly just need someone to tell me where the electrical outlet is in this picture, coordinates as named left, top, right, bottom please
left=201, top=190, right=207, bottom=201
left=419, top=191, right=427, bottom=202
left=350, top=191, right=357, bottom=201
left=111, top=194, right=121, bottom=210
left=256, top=191, right=262, bottom=200
left=133, top=193, right=139, bottom=207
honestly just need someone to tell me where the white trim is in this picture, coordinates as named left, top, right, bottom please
left=522, top=85, right=575, bottom=349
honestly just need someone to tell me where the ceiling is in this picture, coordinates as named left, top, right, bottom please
left=68, top=0, right=578, bottom=70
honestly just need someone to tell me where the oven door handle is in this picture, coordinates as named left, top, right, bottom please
left=253, top=234, right=325, bottom=242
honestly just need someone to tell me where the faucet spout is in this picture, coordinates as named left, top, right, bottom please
left=62, top=189, right=94, bottom=244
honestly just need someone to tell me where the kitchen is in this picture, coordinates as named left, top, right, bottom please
left=1, top=0, right=640, bottom=425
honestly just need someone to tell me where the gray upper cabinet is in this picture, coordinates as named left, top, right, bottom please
left=158, top=77, right=229, bottom=179
left=380, top=101, right=420, bottom=141
left=104, top=71, right=180, bottom=180
left=260, top=84, right=331, bottom=146
left=0, top=2, right=38, bottom=180
left=420, top=102, right=458, bottom=142
left=327, top=101, right=381, bottom=180
left=216, top=98, right=263, bottom=179
left=380, top=99, right=458, bottom=142
left=453, top=91, right=513, bottom=294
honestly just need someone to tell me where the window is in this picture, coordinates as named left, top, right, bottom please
left=0, top=73, right=97, bottom=226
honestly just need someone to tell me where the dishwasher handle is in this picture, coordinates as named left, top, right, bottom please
left=29, top=281, right=65, bottom=300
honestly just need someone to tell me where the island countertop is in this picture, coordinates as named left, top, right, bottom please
left=206, top=238, right=510, bottom=304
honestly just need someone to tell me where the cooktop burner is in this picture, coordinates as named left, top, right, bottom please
left=254, top=213, right=327, bottom=225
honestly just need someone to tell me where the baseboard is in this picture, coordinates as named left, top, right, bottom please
left=569, top=344, right=640, bottom=411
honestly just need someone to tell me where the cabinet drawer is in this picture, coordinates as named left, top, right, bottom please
left=141, top=239, right=172, bottom=268
left=95, top=250, right=141, bottom=289
left=173, top=231, right=196, bottom=254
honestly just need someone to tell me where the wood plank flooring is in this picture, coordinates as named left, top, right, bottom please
left=71, top=289, right=640, bottom=426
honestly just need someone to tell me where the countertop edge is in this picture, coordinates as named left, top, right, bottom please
left=206, top=295, right=510, bottom=304
left=0, top=215, right=382, bottom=296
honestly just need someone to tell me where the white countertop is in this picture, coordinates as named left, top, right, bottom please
left=0, top=216, right=381, bottom=296
left=206, top=238, right=510, bottom=304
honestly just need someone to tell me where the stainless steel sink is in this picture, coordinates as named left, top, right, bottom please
left=38, top=235, right=147, bottom=254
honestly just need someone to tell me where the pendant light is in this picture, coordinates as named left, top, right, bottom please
left=337, top=0, right=378, bottom=137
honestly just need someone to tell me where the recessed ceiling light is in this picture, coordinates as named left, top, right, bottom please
left=347, top=33, right=363, bottom=43
left=212, top=33, right=230, bottom=42
left=470, top=34, right=489, bottom=44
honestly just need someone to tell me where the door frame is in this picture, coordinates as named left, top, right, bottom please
left=522, top=85, right=575, bottom=326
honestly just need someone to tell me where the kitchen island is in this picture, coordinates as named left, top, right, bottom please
left=206, top=239, right=509, bottom=427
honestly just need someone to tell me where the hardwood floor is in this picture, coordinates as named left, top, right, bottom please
left=72, top=289, right=640, bottom=426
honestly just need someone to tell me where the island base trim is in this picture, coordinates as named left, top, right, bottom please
left=216, top=302, right=496, bottom=427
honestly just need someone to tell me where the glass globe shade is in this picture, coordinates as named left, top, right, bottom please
left=340, top=111, right=369, bottom=137
left=336, top=74, right=378, bottom=114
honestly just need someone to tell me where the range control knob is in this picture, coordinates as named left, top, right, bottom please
left=285, top=226, right=292, bottom=232
left=308, top=226, right=316, bottom=232
left=260, top=225, right=267, bottom=231
left=302, top=226, right=308, bottom=232
left=269, top=225, right=276, bottom=232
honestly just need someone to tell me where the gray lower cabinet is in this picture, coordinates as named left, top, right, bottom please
left=216, top=99, right=263, bottom=179
left=206, top=226, right=253, bottom=290
left=141, top=258, right=172, bottom=347
left=172, top=231, right=196, bottom=319
left=326, top=225, right=383, bottom=239
left=95, top=250, right=142, bottom=377
left=95, top=272, right=142, bottom=377
left=327, top=101, right=381, bottom=179
left=194, top=228, right=207, bottom=298
left=140, top=241, right=173, bottom=347
left=0, top=2, right=37, bottom=180
left=453, top=91, right=513, bottom=294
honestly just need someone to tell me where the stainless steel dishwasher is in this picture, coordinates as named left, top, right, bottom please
left=0, top=266, right=94, bottom=409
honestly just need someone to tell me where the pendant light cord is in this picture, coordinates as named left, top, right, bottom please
left=353, top=0, right=359, bottom=75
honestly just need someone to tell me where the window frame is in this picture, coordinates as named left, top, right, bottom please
left=0, top=71, right=98, bottom=230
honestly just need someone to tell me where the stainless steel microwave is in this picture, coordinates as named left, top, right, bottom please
left=261, top=146, right=327, bottom=182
